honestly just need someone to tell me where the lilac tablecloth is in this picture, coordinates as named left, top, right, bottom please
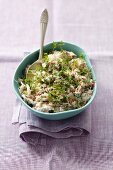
left=1, top=0, right=113, bottom=169
left=0, top=55, right=113, bottom=170
left=0, top=0, right=113, bottom=58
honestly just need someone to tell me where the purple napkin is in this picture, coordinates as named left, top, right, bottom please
left=12, top=99, right=91, bottom=145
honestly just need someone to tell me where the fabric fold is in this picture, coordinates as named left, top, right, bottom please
left=12, top=99, right=91, bottom=145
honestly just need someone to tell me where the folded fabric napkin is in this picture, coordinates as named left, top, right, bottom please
left=12, top=99, right=91, bottom=145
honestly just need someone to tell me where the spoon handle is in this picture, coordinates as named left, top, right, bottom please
left=39, top=9, right=48, bottom=60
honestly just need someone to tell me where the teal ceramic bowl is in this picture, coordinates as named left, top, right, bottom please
left=13, top=42, right=97, bottom=120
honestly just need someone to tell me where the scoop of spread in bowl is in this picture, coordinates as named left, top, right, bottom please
left=18, top=50, right=94, bottom=113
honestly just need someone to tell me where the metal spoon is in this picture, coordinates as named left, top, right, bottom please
left=26, top=9, right=48, bottom=78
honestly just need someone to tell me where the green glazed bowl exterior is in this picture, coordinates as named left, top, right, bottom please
left=13, top=42, right=97, bottom=120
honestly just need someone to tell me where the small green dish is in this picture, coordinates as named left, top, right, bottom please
left=13, top=42, right=97, bottom=120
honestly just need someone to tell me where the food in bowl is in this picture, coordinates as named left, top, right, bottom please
left=18, top=49, right=95, bottom=113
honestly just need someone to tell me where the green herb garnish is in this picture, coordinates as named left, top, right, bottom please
left=52, top=41, right=64, bottom=51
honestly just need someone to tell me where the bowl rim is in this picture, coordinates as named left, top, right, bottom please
left=13, top=41, right=97, bottom=116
